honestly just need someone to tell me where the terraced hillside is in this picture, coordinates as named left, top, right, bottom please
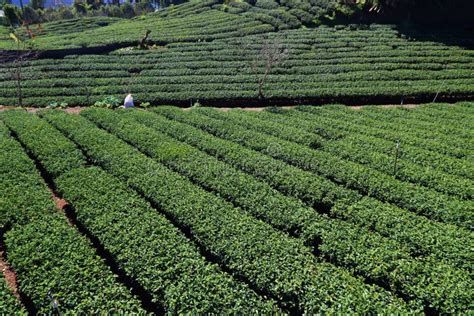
left=0, top=102, right=472, bottom=314
left=0, top=1, right=272, bottom=50
left=0, top=0, right=357, bottom=51
left=0, top=17, right=123, bottom=50
left=1, top=0, right=473, bottom=106
left=1, top=24, right=473, bottom=106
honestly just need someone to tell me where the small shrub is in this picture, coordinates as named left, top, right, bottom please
left=47, top=101, right=69, bottom=109
left=93, top=96, right=120, bottom=109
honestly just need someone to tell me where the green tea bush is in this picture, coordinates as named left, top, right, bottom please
left=41, top=109, right=412, bottom=314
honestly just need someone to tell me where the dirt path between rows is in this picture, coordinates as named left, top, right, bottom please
left=0, top=104, right=427, bottom=113
left=0, top=237, right=20, bottom=301
left=48, top=188, right=73, bottom=226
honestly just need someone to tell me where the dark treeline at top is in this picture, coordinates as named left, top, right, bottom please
left=1, top=0, right=473, bottom=27
left=349, top=0, right=474, bottom=25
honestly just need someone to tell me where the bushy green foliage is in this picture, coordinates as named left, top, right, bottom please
left=93, top=95, right=121, bottom=109
left=1, top=0, right=472, bottom=311
left=2, top=108, right=279, bottom=313
left=332, top=196, right=473, bottom=272
left=56, top=166, right=279, bottom=314
left=151, top=105, right=473, bottom=272
left=202, top=106, right=473, bottom=199
left=41, top=109, right=412, bottom=314
left=0, top=25, right=472, bottom=106
left=4, top=109, right=278, bottom=313
left=0, top=119, right=144, bottom=314
left=0, top=16, right=122, bottom=48
left=258, top=104, right=474, bottom=179
left=5, top=213, right=144, bottom=314
left=297, top=104, right=472, bottom=158
left=0, top=265, right=24, bottom=314
left=0, top=120, right=54, bottom=226
left=227, top=0, right=340, bottom=28
left=152, top=106, right=473, bottom=229
left=83, top=107, right=473, bottom=313
left=1, top=110, right=86, bottom=178
left=1, top=103, right=473, bottom=313
left=0, top=3, right=272, bottom=50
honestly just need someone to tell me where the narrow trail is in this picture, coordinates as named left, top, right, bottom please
left=6, top=126, right=164, bottom=314
left=0, top=103, right=429, bottom=113
left=48, top=187, right=73, bottom=226
left=0, top=238, right=20, bottom=301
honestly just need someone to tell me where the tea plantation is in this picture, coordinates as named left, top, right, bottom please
left=0, top=102, right=473, bottom=314
left=0, top=0, right=473, bottom=106
left=0, top=0, right=473, bottom=314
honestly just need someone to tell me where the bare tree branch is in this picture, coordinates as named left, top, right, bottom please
left=240, top=36, right=289, bottom=99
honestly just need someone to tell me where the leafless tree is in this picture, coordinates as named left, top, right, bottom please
left=0, top=35, right=39, bottom=107
left=241, top=36, right=289, bottom=99
left=139, top=30, right=152, bottom=49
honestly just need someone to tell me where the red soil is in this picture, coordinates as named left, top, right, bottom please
left=48, top=188, right=73, bottom=226
left=0, top=242, right=20, bottom=300
left=0, top=103, right=426, bottom=114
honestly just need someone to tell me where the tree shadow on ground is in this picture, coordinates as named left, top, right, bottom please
left=395, top=24, right=474, bottom=50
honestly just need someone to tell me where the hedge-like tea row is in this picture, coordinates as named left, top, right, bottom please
left=35, top=17, right=122, bottom=36
left=82, top=108, right=318, bottom=235
left=354, top=105, right=473, bottom=141
left=82, top=107, right=474, bottom=313
left=56, top=167, right=278, bottom=314
left=204, top=108, right=473, bottom=199
left=2, top=70, right=474, bottom=89
left=0, top=122, right=54, bottom=227
left=2, top=78, right=472, bottom=108
left=196, top=107, right=324, bottom=148
left=331, top=133, right=473, bottom=181
left=15, top=9, right=271, bottom=50
left=413, top=102, right=474, bottom=121
left=2, top=56, right=471, bottom=74
left=254, top=108, right=474, bottom=180
left=0, top=120, right=144, bottom=314
left=1, top=24, right=473, bottom=106
left=127, top=108, right=358, bottom=209
left=320, top=139, right=473, bottom=199
left=130, top=108, right=471, bottom=273
left=219, top=0, right=302, bottom=31
left=2, top=81, right=472, bottom=108
left=0, top=1, right=270, bottom=50
left=0, top=17, right=122, bottom=50
left=330, top=196, right=474, bottom=273
left=0, top=110, right=87, bottom=178
left=297, top=105, right=472, bottom=159
left=5, top=213, right=144, bottom=314
left=206, top=105, right=474, bottom=148
left=2, top=110, right=279, bottom=313
left=152, top=107, right=473, bottom=230
left=321, top=105, right=473, bottom=157
left=40, top=109, right=411, bottom=314
left=0, top=268, right=24, bottom=315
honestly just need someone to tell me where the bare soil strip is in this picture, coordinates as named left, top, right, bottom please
left=0, top=103, right=432, bottom=113
left=0, top=238, right=20, bottom=301
left=6, top=127, right=163, bottom=314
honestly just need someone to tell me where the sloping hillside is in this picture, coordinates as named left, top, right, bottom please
left=1, top=25, right=473, bottom=106
left=0, top=0, right=473, bottom=106
left=1, top=0, right=343, bottom=50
